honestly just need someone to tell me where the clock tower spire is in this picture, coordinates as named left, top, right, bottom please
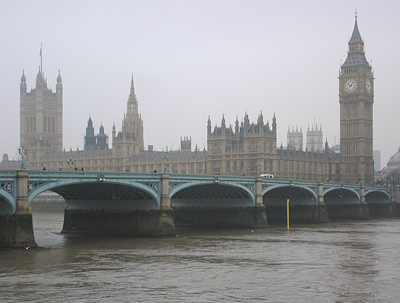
left=339, top=13, right=374, bottom=185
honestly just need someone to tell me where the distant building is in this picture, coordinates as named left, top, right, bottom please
left=84, top=117, right=108, bottom=151
left=387, top=148, right=400, bottom=169
left=306, top=123, right=323, bottom=152
left=0, top=154, right=20, bottom=169
left=287, top=126, right=303, bottom=150
left=378, top=148, right=400, bottom=186
left=332, top=144, right=340, bottom=154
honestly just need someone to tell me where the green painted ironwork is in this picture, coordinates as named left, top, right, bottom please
left=0, top=169, right=393, bottom=215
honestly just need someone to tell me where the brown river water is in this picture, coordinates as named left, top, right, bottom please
left=1, top=210, right=400, bottom=302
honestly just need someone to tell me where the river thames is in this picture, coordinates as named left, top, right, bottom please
left=1, top=211, right=400, bottom=302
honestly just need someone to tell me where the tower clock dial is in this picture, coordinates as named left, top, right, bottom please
left=344, top=78, right=357, bottom=93
left=365, top=79, right=372, bottom=93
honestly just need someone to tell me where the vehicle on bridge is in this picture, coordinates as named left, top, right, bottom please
left=260, top=173, right=274, bottom=178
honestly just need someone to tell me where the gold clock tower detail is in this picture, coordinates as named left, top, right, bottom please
left=339, top=14, right=374, bottom=185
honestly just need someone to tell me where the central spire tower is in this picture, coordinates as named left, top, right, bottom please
left=112, top=75, right=144, bottom=170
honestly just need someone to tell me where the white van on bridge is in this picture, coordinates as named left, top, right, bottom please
left=260, top=173, right=274, bottom=178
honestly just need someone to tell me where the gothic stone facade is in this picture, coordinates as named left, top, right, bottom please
left=20, top=68, right=63, bottom=165
left=207, top=113, right=340, bottom=181
left=15, top=16, right=373, bottom=184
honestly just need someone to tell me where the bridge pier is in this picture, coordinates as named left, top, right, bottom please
left=62, top=208, right=175, bottom=236
left=390, top=188, right=400, bottom=217
left=255, top=177, right=268, bottom=227
left=368, top=203, right=398, bottom=218
left=266, top=204, right=329, bottom=223
left=0, top=170, right=37, bottom=248
left=327, top=203, right=369, bottom=220
left=159, top=173, right=176, bottom=234
left=316, top=181, right=329, bottom=222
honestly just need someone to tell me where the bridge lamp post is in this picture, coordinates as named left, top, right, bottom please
left=67, top=159, right=74, bottom=171
left=257, top=161, right=260, bottom=177
left=162, top=153, right=168, bottom=173
left=98, top=173, right=106, bottom=182
left=18, top=145, right=27, bottom=170
left=319, top=167, right=322, bottom=181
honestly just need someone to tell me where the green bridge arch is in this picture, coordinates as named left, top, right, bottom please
left=0, top=191, right=15, bottom=214
left=170, top=181, right=255, bottom=207
left=365, top=189, right=391, bottom=204
left=323, top=187, right=360, bottom=204
left=262, top=184, right=318, bottom=206
left=28, top=178, right=161, bottom=210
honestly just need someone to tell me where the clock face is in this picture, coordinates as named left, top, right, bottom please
left=344, top=78, right=357, bottom=93
left=365, top=79, right=372, bottom=93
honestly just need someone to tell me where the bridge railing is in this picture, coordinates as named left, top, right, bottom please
left=169, top=173, right=255, bottom=183
left=170, top=174, right=317, bottom=186
left=323, top=181, right=391, bottom=193
left=27, top=170, right=161, bottom=180
left=260, top=177, right=319, bottom=187
left=0, top=170, right=18, bottom=177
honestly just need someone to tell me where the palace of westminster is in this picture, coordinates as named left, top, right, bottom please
left=1, top=16, right=377, bottom=185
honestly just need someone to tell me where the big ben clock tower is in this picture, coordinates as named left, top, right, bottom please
left=339, top=13, right=374, bottom=185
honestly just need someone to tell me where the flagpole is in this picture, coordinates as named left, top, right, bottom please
left=40, top=43, right=42, bottom=72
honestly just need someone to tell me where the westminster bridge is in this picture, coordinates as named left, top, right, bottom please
left=0, top=169, right=398, bottom=248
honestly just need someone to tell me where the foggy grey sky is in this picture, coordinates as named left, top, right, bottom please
left=1, top=0, right=399, bottom=168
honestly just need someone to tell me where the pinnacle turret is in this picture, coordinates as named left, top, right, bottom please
left=127, top=74, right=139, bottom=116
left=56, top=70, right=63, bottom=93
left=36, top=67, right=47, bottom=89
left=349, top=14, right=364, bottom=46
left=130, top=74, right=135, bottom=96
left=20, top=70, right=27, bottom=92
left=21, top=70, right=26, bottom=83
left=87, top=116, right=93, bottom=128
left=57, top=70, right=62, bottom=83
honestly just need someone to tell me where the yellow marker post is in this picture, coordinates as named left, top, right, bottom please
left=286, top=198, right=290, bottom=230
